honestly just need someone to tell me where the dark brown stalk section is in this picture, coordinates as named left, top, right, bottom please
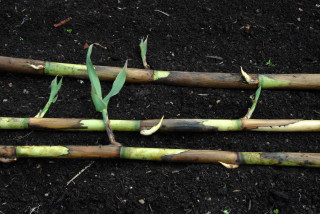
left=156, top=71, right=257, bottom=88
left=64, top=145, right=120, bottom=158
left=161, top=150, right=239, bottom=163
left=0, top=56, right=45, bottom=75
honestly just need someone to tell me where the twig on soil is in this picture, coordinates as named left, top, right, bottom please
left=206, top=55, right=223, bottom=60
left=54, top=17, right=72, bottom=28
left=15, top=131, right=34, bottom=140
left=154, top=10, right=170, bottom=16
left=66, top=161, right=94, bottom=186
left=93, top=43, right=108, bottom=50
left=313, top=110, right=320, bottom=115
left=29, top=204, right=40, bottom=214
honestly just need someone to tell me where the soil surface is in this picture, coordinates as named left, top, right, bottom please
left=1, top=1, right=320, bottom=213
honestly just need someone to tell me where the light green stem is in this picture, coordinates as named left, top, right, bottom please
left=259, top=75, right=291, bottom=88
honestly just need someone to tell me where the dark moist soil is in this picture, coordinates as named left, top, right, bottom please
left=1, top=1, right=320, bottom=213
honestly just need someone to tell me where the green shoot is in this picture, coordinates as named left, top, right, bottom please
left=19, top=37, right=24, bottom=41
left=140, top=36, right=149, bottom=69
left=273, top=209, right=279, bottom=214
left=266, top=59, right=276, bottom=67
left=243, top=85, right=262, bottom=119
left=223, top=210, right=230, bottom=214
left=65, top=29, right=72, bottom=33
left=86, top=44, right=127, bottom=146
left=35, top=76, right=63, bottom=118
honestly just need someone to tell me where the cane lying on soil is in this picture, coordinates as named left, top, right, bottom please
left=1, top=145, right=320, bottom=167
left=1, top=55, right=320, bottom=89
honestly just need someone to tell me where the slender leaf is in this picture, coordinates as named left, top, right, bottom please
left=86, top=44, right=102, bottom=98
left=140, top=37, right=147, bottom=61
left=103, top=60, right=127, bottom=107
left=140, top=36, right=149, bottom=68
left=245, top=85, right=262, bottom=119
left=49, top=76, right=63, bottom=103
left=91, top=86, right=107, bottom=112
left=38, top=76, right=63, bottom=118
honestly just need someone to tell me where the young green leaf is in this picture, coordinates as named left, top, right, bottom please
left=243, top=85, right=262, bottom=119
left=86, top=44, right=102, bottom=98
left=140, top=36, right=149, bottom=69
left=49, top=76, right=63, bottom=103
left=86, top=44, right=108, bottom=112
left=36, top=76, right=63, bottom=118
left=91, top=86, right=107, bottom=112
left=103, top=60, right=127, bottom=107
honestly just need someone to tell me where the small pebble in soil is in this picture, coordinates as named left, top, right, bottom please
left=44, top=193, right=49, bottom=197
left=139, top=199, right=145, bottom=205
left=3, top=99, right=8, bottom=102
left=23, top=89, right=29, bottom=94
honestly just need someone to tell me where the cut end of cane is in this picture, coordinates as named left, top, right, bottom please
left=140, top=116, right=164, bottom=136
left=219, top=161, right=239, bottom=169
left=240, top=66, right=257, bottom=85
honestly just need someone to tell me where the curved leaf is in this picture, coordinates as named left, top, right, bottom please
left=37, top=76, right=63, bottom=118
left=103, top=60, right=127, bottom=107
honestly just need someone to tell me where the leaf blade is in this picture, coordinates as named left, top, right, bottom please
left=103, top=60, right=127, bottom=107
left=86, top=44, right=102, bottom=98
left=91, top=86, right=107, bottom=112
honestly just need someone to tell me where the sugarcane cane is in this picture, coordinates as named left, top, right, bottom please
left=1, top=55, right=320, bottom=89
left=3, top=117, right=320, bottom=132
left=0, top=145, right=319, bottom=167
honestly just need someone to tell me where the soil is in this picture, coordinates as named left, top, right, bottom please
left=1, top=0, right=320, bottom=213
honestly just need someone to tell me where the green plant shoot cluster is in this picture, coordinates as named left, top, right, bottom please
left=266, top=59, right=276, bottom=67
left=38, top=76, right=63, bottom=118
left=86, top=44, right=127, bottom=122
left=140, top=36, right=149, bottom=68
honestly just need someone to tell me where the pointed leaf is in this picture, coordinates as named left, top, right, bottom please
left=103, top=60, right=127, bottom=107
left=52, top=96, right=58, bottom=103
left=139, top=36, right=149, bottom=68
left=48, top=76, right=63, bottom=101
left=140, top=38, right=147, bottom=59
left=86, top=44, right=102, bottom=98
left=38, top=76, right=63, bottom=118
left=91, top=86, right=107, bottom=112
